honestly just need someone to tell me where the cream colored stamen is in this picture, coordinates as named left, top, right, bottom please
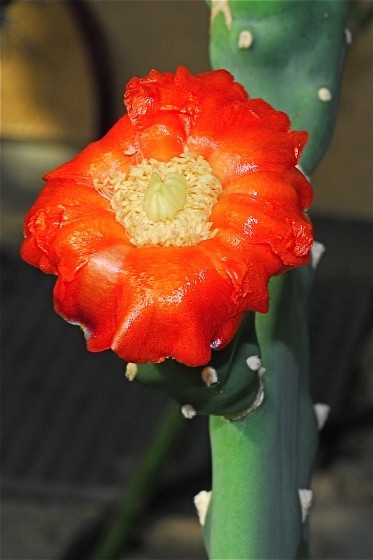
left=125, top=362, right=138, bottom=381
left=93, top=150, right=222, bottom=247
left=144, top=172, right=187, bottom=222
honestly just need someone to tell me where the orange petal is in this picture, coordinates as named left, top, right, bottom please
left=188, top=98, right=291, bottom=159
left=201, top=230, right=283, bottom=312
left=210, top=312, right=245, bottom=351
left=136, top=113, right=187, bottom=161
left=208, top=128, right=308, bottom=183
left=112, top=245, right=236, bottom=365
left=222, top=169, right=313, bottom=211
left=125, top=66, right=247, bottom=132
left=54, top=244, right=133, bottom=350
left=53, top=243, right=240, bottom=366
left=54, top=237, right=278, bottom=366
left=211, top=193, right=312, bottom=266
left=21, top=179, right=128, bottom=279
left=44, top=116, right=134, bottom=182
left=24, top=178, right=111, bottom=221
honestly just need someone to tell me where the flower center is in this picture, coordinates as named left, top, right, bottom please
left=94, top=150, right=222, bottom=247
left=144, top=172, right=187, bottom=222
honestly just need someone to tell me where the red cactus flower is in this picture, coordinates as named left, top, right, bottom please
left=21, top=66, right=313, bottom=367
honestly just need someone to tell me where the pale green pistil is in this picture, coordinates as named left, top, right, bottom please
left=144, top=172, right=187, bottom=222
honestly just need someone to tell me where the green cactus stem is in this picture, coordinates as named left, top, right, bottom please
left=203, top=267, right=318, bottom=559
left=201, top=1, right=351, bottom=558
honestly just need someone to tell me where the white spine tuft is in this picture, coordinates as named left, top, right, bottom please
left=318, top=87, right=332, bottom=102
left=194, top=490, right=212, bottom=526
left=211, top=0, right=233, bottom=30
left=181, top=404, right=197, bottom=419
left=311, top=241, right=326, bottom=269
left=201, top=366, right=218, bottom=387
left=314, top=403, right=331, bottom=430
left=246, top=355, right=262, bottom=371
left=125, top=363, right=138, bottom=381
left=298, top=489, right=313, bottom=522
left=345, top=28, right=352, bottom=45
left=238, top=30, right=253, bottom=49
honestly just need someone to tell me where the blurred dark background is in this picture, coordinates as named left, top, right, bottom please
left=1, top=1, right=372, bottom=559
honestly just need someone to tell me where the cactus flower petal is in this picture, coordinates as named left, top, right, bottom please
left=21, top=66, right=313, bottom=367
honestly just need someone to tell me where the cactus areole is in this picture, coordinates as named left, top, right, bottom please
left=21, top=66, right=313, bottom=368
